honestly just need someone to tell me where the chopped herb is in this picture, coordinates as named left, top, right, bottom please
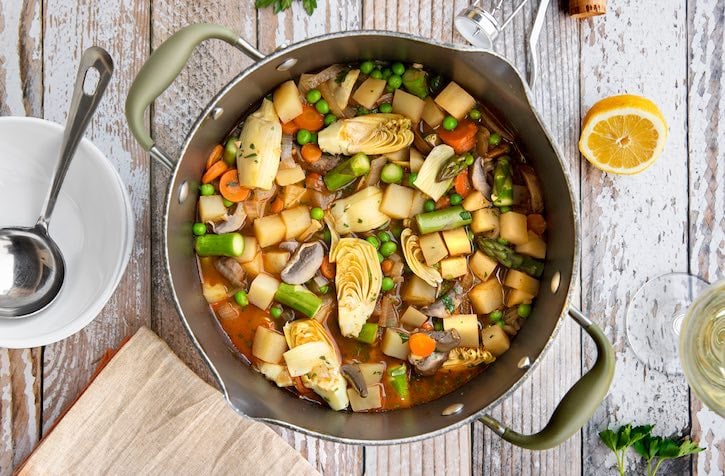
left=357, top=218, right=363, bottom=223
left=398, top=332, right=409, bottom=343
left=249, top=143, right=256, bottom=149
left=442, top=295, right=455, bottom=312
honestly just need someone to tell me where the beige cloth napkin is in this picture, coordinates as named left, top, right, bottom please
left=18, top=327, right=319, bottom=476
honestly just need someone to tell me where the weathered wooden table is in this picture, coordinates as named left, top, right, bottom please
left=1, top=1, right=723, bottom=474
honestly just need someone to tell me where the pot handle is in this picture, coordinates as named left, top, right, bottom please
left=479, top=306, right=615, bottom=450
left=125, top=24, right=264, bottom=168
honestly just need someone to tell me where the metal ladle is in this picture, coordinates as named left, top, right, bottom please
left=0, top=47, right=113, bottom=318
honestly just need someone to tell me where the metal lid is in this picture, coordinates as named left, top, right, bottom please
left=454, top=5, right=501, bottom=50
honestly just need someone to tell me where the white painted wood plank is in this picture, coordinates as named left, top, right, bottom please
left=579, top=1, right=694, bottom=474
left=687, top=1, right=725, bottom=474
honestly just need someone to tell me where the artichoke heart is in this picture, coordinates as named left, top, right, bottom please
left=330, top=238, right=382, bottom=338
left=401, top=228, right=443, bottom=288
left=318, top=113, right=414, bottom=156
left=283, top=319, right=349, bottom=410
left=441, top=347, right=496, bottom=371
left=329, top=186, right=390, bottom=234
left=237, top=99, right=282, bottom=191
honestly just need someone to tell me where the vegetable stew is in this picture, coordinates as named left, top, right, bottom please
left=193, top=60, right=547, bottom=412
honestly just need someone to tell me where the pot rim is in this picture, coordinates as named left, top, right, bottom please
left=162, top=30, right=581, bottom=445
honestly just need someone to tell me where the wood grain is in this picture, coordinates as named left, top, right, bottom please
left=580, top=1, right=694, bottom=474
left=40, top=0, right=151, bottom=434
left=687, top=1, right=725, bottom=474
left=0, top=1, right=42, bottom=473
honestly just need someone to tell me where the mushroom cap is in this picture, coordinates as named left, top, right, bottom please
left=280, top=241, right=324, bottom=285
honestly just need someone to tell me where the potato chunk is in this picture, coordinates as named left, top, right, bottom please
left=280, top=206, right=311, bottom=240
left=504, top=269, right=540, bottom=296
left=236, top=236, right=259, bottom=264
left=273, top=80, right=303, bottom=123
left=462, top=191, right=490, bottom=211
left=481, top=325, right=510, bottom=357
left=418, top=232, right=448, bottom=265
left=400, top=306, right=428, bottom=328
left=470, top=279, right=503, bottom=314
left=469, top=250, right=498, bottom=281
left=401, top=275, right=437, bottom=306
left=198, top=195, right=227, bottom=223
left=442, top=227, right=471, bottom=255
left=506, top=288, right=534, bottom=307
left=358, top=362, right=386, bottom=385
left=276, top=165, right=306, bottom=186
left=380, top=184, right=415, bottom=219
left=421, top=97, right=445, bottom=128
left=434, top=81, right=476, bottom=120
left=392, top=89, right=426, bottom=123
left=348, top=384, right=384, bottom=412
left=352, top=77, right=387, bottom=109
left=443, top=314, right=479, bottom=347
left=500, top=211, right=528, bottom=245
left=471, top=208, right=500, bottom=234
left=516, top=231, right=547, bottom=259
left=263, top=250, right=290, bottom=274
left=248, top=273, right=280, bottom=310
left=440, top=256, right=468, bottom=279
left=381, top=328, right=410, bottom=360
left=254, top=214, right=286, bottom=248
left=253, top=327, right=288, bottom=364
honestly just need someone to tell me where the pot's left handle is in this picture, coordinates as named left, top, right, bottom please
left=125, top=23, right=264, bottom=169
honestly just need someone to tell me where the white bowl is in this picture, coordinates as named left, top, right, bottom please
left=0, top=117, right=134, bottom=348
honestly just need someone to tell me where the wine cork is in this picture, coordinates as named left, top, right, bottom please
left=569, top=0, right=607, bottom=18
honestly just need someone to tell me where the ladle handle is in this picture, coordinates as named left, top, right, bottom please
left=37, top=46, right=114, bottom=230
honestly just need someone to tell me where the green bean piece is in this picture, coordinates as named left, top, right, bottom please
left=415, top=206, right=472, bottom=234
left=195, top=233, right=244, bottom=257
left=357, top=323, right=379, bottom=344
left=274, top=283, right=322, bottom=317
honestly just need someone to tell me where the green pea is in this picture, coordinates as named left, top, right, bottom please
left=497, top=237, right=509, bottom=245
left=449, top=193, right=463, bottom=205
left=309, top=131, right=318, bottom=144
left=223, top=198, right=234, bottom=207
left=377, top=231, right=391, bottom=243
left=518, top=303, right=532, bottom=318
left=387, top=74, right=403, bottom=90
left=381, top=68, right=392, bottom=80
left=380, top=241, right=397, bottom=257
left=360, top=60, right=375, bottom=75
left=377, top=251, right=384, bottom=263
left=407, top=172, right=418, bottom=185
left=379, top=103, right=393, bottom=113
left=356, top=106, right=369, bottom=116
left=442, top=115, right=458, bottom=131
left=323, top=228, right=332, bottom=243
left=319, top=285, right=329, bottom=294
left=305, top=88, right=322, bottom=104
left=310, top=207, right=324, bottom=220
left=488, top=132, right=502, bottom=146
left=234, top=290, right=249, bottom=307
left=270, top=306, right=283, bottom=318
left=465, top=153, right=475, bottom=166
left=499, top=206, right=511, bottom=213
left=381, top=163, right=404, bottom=184
left=366, top=235, right=380, bottom=249
left=192, top=223, right=207, bottom=236
left=370, top=69, right=383, bottom=79
left=423, top=199, right=436, bottom=212
left=315, top=99, right=330, bottom=114
left=381, top=277, right=395, bottom=292
left=296, top=129, right=312, bottom=145
left=391, top=62, right=405, bottom=76
left=324, top=113, right=337, bottom=126
left=199, top=184, right=215, bottom=196
left=469, top=108, right=482, bottom=120
left=489, top=309, right=503, bottom=322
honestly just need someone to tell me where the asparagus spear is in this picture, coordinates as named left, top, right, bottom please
left=356, top=323, right=379, bottom=344
left=323, top=152, right=371, bottom=191
left=491, top=156, right=513, bottom=207
left=274, top=283, right=322, bottom=317
left=476, top=238, right=544, bottom=278
left=402, top=69, right=428, bottom=99
left=195, top=233, right=244, bottom=257
left=415, top=206, right=472, bottom=234
left=388, top=363, right=409, bottom=399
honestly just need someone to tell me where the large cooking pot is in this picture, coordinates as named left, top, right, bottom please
left=125, top=24, right=615, bottom=448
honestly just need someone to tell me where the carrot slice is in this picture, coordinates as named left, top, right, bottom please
left=293, top=104, right=324, bottom=132
left=270, top=197, right=284, bottom=214
left=281, top=120, right=300, bottom=135
left=300, top=143, right=322, bottom=163
left=409, top=333, right=436, bottom=357
left=206, top=144, right=224, bottom=169
left=435, top=195, right=450, bottom=209
left=527, top=214, right=547, bottom=235
left=306, top=172, right=323, bottom=191
left=219, top=169, right=250, bottom=202
left=454, top=170, right=471, bottom=197
left=201, top=160, right=229, bottom=184
left=381, top=259, right=394, bottom=275
left=320, top=256, right=335, bottom=280
left=438, top=120, right=478, bottom=154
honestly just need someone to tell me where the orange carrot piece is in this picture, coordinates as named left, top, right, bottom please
left=281, top=120, right=300, bottom=135
left=270, top=197, right=284, bottom=214
left=206, top=144, right=224, bottom=169
left=435, top=195, right=450, bottom=209
left=527, top=214, right=547, bottom=235
left=219, top=169, right=251, bottom=202
left=306, top=172, right=322, bottom=190
left=381, top=259, right=394, bottom=275
left=320, top=256, right=335, bottom=280
left=201, top=160, right=229, bottom=184
left=438, top=120, right=478, bottom=154
left=454, top=170, right=471, bottom=197
left=409, top=333, right=436, bottom=357
left=300, top=143, right=322, bottom=163
left=293, top=104, right=324, bottom=132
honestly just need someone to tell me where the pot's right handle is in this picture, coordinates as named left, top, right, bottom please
left=125, top=23, right=264, bottom=168
left=480, top=306, right=615, bottom=450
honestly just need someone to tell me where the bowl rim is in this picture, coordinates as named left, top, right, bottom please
left=0, top=116, right=135, bottom=348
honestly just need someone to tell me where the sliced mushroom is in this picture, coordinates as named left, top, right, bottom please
left=212, top=203, right=247, bottom=234
left=409, top=351, right=449, bottom=376
left=341, top=363, right=368, bottom=397
left=214, top=257, right=245, bottom=288
left=470, top=157, right=491, bottom=198
left=280, top=241, right=325, bottom=285
left=519, top=164, right=544, bottom=213
left=301, top=153, right=339, bottom=174
left=421, top=282, right=464, bottom=318
left=475, top=127, right=491, bottom=157
left=279, top=241, right=300, bottom=253
left=425, top=329, right=461, bottom=353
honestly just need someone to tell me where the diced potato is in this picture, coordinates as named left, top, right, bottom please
left=280, top=205, right=311, bottom=240
left=236, top=236, right=259, bottom=264
left=440, top=256, right=468, bottom=279
left=434, top=81, right=476, bottom=120
left=202, top=283, right=227, bottom=303
left=381, top=328, right=410, bottom=360
left=384, top=147, right=409, bottom=163
left=421, top=97, right=445, bottom=128
left=348, top=384, right=384, bottom=412
left=471, top=208, right=500, bottom=234
left=276, top=165, right=306, bottom=186
left=248, top=273, right=280, bottom=310
left=281, top=184, right=307, bottom=208
left=380, top=184, right=415, bottom=219
left=273, top=80, right=303, bottom=123
left=469, top=251, right=498, bottom=281
left=352, top=77, right=387, bottom=109
left=198, top=195, right=227, bottom=223
left=400, top=306, right=428, bottom=328
left=500, top=211, right=528, bottom=245
left=470, top=279, right=503, bottom=315
left=504, top=270, right=540, bottom=296
left=409, top=190, right=428, bottom=217
left=462, top=191, right=491, bottom=212
left=254, top=214, right=286, bottom=248
left=358, top=362, right=386, bottom=386
left=409, top=148, right=424, bottom=173
left=257, top=362, right=294, bottom=387
left=263, top=250, right=290, bottom=274
left=506, top=288, right=534, bottom=307
left=516, top=231, right=546, bottom=259
left=241, top=252, right=264, bottom=278
left=401, top=275, right=437, bottom=306
left=418, top=232, right=448, bottom=265
left=252, top=327, right=288, bottom=364
left=442, top=227, right=471, bottom=255
left=443, top=314, right=479, bottom=347
left=283, top=341, right=329, bottom=377
left=481, top=325, right=510, bottom=357
left=297, top=220, right=323, bottom=242
left=392, top=89, right=426, bottom=123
